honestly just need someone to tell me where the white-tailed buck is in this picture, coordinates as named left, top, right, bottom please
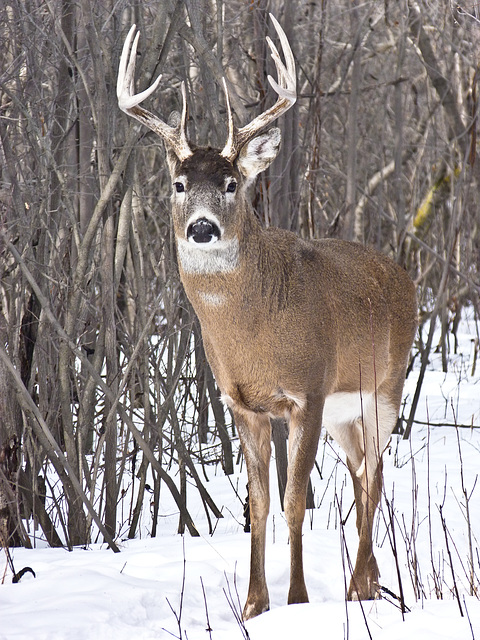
left=118, top=16, right=417, bottom=620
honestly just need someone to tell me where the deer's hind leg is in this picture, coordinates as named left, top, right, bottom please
left=324, top=390, right=397, bottom=600
left=345, top=392, right=399, bottom=600
left=346, top=455, right=383, bottom=600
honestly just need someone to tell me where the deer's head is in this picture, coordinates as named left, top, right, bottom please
left=117, top=15, right=296, bottom=268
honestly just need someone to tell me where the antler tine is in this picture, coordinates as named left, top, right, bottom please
left=267, top=14, right=296, bottom=91
left=221, top=13, right=296, bottom=162
left=117, top=25, right=159, bottom=110
left=222, top=78, right=236, bottom=155
left=117, top=25, right=192, bottom=161
left=265, top=36, right=295, bottom=99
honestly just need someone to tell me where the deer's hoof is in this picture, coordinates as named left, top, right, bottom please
left=242, top=597, right=269, bottom=620
left=347, top=575, right=380, bottom=601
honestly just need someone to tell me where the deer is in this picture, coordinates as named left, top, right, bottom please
left=117, top=15, right=417, bottom=620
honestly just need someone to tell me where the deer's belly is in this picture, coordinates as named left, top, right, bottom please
left=221, top=383, right=306, bottom=420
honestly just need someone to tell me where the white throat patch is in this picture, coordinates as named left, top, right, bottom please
left=177, top=237, right=240, bottom=274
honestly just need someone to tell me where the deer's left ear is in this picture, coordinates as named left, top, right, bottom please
left=236, top=127, right=281, bottom=183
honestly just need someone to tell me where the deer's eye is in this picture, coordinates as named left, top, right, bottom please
left=174, top=182, right=185, bottom=193
left=226, top=181, right=237, bottom=193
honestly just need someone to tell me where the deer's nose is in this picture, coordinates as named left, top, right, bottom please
left=187, top=217, right=221, bottom=244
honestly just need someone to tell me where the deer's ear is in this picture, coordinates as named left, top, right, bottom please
left=236, top=128, right=281, bottom=183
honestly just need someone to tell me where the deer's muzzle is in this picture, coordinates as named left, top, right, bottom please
left=187, top=217, right=221, bottom=244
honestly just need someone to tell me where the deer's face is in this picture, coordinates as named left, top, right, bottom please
left=169, top=148, right=242, bottom=248
left=167, top=129, right=281, bottom=275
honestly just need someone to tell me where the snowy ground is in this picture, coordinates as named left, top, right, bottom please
left=1, top=313, right=479, bottom=639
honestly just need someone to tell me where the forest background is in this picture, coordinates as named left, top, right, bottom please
left=0, top=0, right=479, bottom=551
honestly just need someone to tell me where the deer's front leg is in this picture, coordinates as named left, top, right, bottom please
left=234, top=410, right=272, bottom=620
left=284, top=398, right=323, bottom=605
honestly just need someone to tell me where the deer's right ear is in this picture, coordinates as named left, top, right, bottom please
left=236, top=127, right=281, bottom=183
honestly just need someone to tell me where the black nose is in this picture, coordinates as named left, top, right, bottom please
left=186, top=218, right=221, bottom=244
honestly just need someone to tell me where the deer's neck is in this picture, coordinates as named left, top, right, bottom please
left=176, top=208, right=288, bottom=320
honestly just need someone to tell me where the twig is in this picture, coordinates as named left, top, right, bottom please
left=439, top=505, right=464, bottom=617
left=452, top=405, right=478, bottom=596
left=200, top=577, right=213, bottom=639
left=405, top=433, right=424, bottom=600
left=379, top=585, right=411, bottom=613
left=335, top=492, right=372, bottom=640
left=179, top=537, right=187, bottom=631
left=426, top=416, right=442, bottom=598
left=411, top=419, right=479, bottom=429
left=12, top=566, right=36, bottom=583
left=163, top=601, right=182, bottom=639
left=341, top=500, right=356, bottom=528
left=383, top=492, right=408, bottom=619
left=337, top=488, right=350, bottom=640
left=2, top=545, right=16, bottom=581
left=1, top=551, right=8, bottom=585
left=463, top=595, right=476, bottom=640
left=162, top=537, right=187, bottom=639
left=223, top=567, right=250, bottom=640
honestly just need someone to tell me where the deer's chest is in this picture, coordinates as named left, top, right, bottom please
left=201, top=327, right=311, bottom=420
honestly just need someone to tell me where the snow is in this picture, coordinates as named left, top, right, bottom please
left=1, top=314, right=480, bottom=639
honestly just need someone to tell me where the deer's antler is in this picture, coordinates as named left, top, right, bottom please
left=118, top=16, right=296, bottom=163
left=117, top=24, right=192, bottom=161
left=221, top=14, right=297, bottom=162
